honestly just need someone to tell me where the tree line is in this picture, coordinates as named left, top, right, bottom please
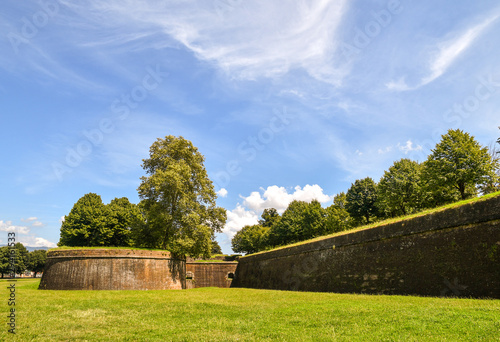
left=0, top=244, right=47, bottom=278
left=232, top=128, right=500, bottom=254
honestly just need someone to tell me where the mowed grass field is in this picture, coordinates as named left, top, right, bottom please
left=1, top=279, right=499, bottom=341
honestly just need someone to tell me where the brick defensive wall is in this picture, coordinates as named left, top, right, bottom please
left=231, top=195, right=500, bottom=298
left=39, top=249, right=185, bottom=290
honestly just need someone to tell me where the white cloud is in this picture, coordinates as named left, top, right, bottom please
left=224, top=184, right=333, bottom=240
left=385, top=77, right=411, bottom=92
left=32, top=221, right=44, bottom=227
left=18, top=236, right=57, bottom=248
left=378, top=146, right=393, bottom=155
left=223, top=205, right=259, bottom=238
left=422, top=14, right=499, bottom=86
left=55, top=0, right=349, bottom=85
left=398, top=140, right=422, bottom=154
left=59, top=216, right=65, bottom=223
left=242, top=184, right=332, bottom=213
left=386, top=13, right=500, bottom=91
left=0, top=221, right=30, bottom=235
left=217, top=188, right=228, bottom=198
left=21, top=217, right=37, bottom=222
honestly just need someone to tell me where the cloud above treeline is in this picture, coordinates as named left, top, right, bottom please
left=223, top=184, right=333, bottom=239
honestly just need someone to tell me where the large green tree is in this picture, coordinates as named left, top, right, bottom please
left=423, top=129, right=498, bottom=200
left=59, top=193, right=109, bottom=246
left=106, top=197, right=142, bottom=247
left=137, top=135, right=226, bottom=258
left=266, top=200, right=326, bottom=247
left=28, top=249, right=47, bottom=277
left=377, top=159, right=423, bottom=216
left=59, top=193, right=141, bottom=247
left=346, top=177, right=378, bottom=224
left=231, top=224, right=270, bottom=255
left=324, top=201, right=352, bottom=234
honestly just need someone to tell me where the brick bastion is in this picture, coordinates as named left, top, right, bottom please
left=39, top=249, right=185, bottom=290
left=231, top=195, right=500, bottom=298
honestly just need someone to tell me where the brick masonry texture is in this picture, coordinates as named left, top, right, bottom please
left=186, top=262, right=238, bottom=289
left=39, top=249, right=185, bottom=290
left=231, top=195, right=500, bottom=298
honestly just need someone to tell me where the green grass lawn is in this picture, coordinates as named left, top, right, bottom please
left=1, top=279, right=499, bottom=341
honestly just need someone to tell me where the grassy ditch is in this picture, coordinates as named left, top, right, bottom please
left=1, top=279, right=499, bottom=341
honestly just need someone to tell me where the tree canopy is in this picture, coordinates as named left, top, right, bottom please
left=0, top=243, right=29, bottom=277
left=59, top=193, right=141, bottom=247
left=232, top=224, right=270, bottom=255
left=377, top=159, right=423, bottom=216
left=137, top=135, right=226, bottom=258
left=346, top=177, right=378, bottom=224
left=28, top=249, right=47, bottom=277
left=423, top=129, right=498, bottom=200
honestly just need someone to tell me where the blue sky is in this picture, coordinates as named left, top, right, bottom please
left=1, top=0, right=499, bottom=253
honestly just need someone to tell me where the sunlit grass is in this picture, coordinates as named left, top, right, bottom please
left=1, top=279, right=499, bottom=341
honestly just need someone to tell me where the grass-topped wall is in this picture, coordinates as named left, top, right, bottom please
left=39, top=249, right=185, bottom=290
left=232, top=194, right=500, bottom=298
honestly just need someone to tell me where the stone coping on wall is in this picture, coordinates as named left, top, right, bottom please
left=240, top=195, right=500, bottom=262
left=47, top=249, right=176, bottom=260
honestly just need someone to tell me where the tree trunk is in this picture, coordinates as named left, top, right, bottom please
left=459, top=182, right=466, bottom=200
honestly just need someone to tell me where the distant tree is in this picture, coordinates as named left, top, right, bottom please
left=28, top=249, right=47, bottom=277
left=137, top=136, right=226, bottom=258
left=423, top=129, right=498, bottom=200
left=377, top=159, right=423, bottom=216
left=346, top=177, right=379, bottom=224
left=480, top=141, right=500, bottom=194
left=267, top=200, right=326, bottom=247
left=0, top=244, right=29, bottom=277
left=232, top=224, right=270, bottom=255
left=14, top=243, right=29, bottom=275
left=324, top=201, right=352, bottom=234
left=0, top=247, right=9, bottom=278
left=333, top=192, right=347, bottom=209
left=259, top=208, right=280, bottom=227
left=211, top=238, right=223, bottom=255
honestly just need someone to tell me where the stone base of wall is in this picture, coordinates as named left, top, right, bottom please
left=232, top=196, right=500, bottom=298
left=39, top=249, right=185, bottom=290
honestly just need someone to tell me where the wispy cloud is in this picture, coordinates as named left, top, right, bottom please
left=386, top=13, right=500, bottom=91
left=52, top=0, right=349, bottom=85
left=0, top=220, right=30, bottom=235
left=422, top=14, right=500, bottom=85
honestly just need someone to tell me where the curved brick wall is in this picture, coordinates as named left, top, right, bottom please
left=39, top=249, right=185, bottom=290
left=232, top=195, right=500, bottom=298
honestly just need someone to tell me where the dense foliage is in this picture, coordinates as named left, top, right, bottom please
left=59, top=193, right=141, bottom=247
left=0, top=244, right=47, bottom=277
left=232, top=199, right=352, bottom=254
left=377, top=159, right=423, bottom=216
left=346, top=177, right=378, bottom=224
left=423, top=129, right=498, bottom=200
left=136, top=135, right=226, bottom=258
left=27, top=249, right=47, bottom=277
